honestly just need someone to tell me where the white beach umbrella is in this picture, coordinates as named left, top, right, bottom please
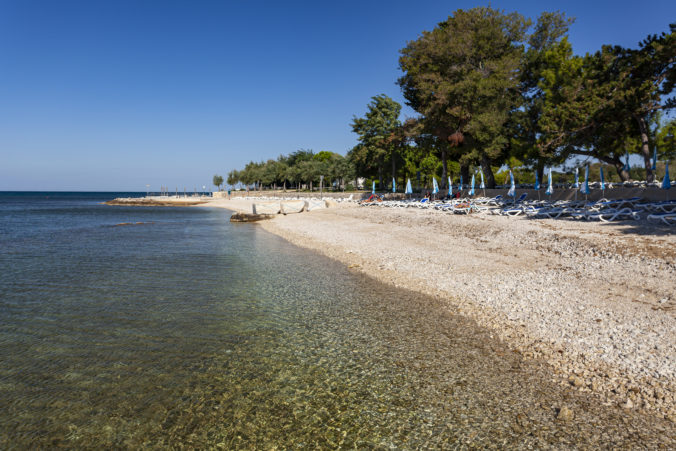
left=507, top=170, right=516, bottom=198
left=580, top=165, right=590, bottom=196
left=574, top=167, right=579, bottom=188
left=545, top=167, right=554, bottom=198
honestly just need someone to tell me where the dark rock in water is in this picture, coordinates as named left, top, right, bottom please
left=105, top=198, right=206, bottom=206
left=230, top=212, right=274, bottom=222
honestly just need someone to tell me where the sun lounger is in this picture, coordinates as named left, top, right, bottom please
left=501, top=206, right=525, bottom=216
left=647, top=212, right=676, bottom=225
left=571, top=207, right=640, bottom=221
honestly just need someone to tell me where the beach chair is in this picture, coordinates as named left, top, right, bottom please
left=597, top=208, right=641, bottom=222
left=500, top=205, right=525, bottom=216
left=647, top=213, right=676, bottom=225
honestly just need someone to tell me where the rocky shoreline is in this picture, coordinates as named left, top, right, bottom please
left=215, top=200, right=676, bottom=422
left=105, top=197, right=207, bottom=206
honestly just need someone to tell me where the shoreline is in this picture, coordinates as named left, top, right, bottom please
left=202, top=197, right=675, bottom=421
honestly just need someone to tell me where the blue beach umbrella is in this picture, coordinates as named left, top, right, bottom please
left=574, top=167, right=579, bottom=188
left=469, top=173, right=475, bottom=196
left=392, top=177, right=396, bottom=193
left=448, top=176, right=453, bottom=196
left=405, top=178, right=413, bottom=194
left=507, top=170, right=516, bottom=198
left=372, top=181, right=375, bottom=194
left=662, top=162, right=671, bottom=190
left=460, top=175, right=463, bottom=190
left=623, top=152, right=630, bottom=173
left=652, top=147, right=658, bottom=171
left=600, top=166, right=605, bottom=191
left=432, top=177, right=439, bottom=195
left=545, top=167, right=554, bottom=196
left=534, top=171, right=541, bottom=191
left=580, top=165, right=590, bottom=195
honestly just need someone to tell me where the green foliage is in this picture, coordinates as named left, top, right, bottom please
left=227, top=149, right=355, bottom=191
left=656, top=117, right=676, bottom=160
left=349, top=94, right=403, bottom=183
left=212, top=174, right=224, bottom=190
left=398, top=6, right=530, bottom=187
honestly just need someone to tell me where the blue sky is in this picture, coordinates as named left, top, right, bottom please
left=1, top=0, right=674, bottom=191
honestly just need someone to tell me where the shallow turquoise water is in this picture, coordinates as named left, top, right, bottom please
left=0, top=193, right=671, bottom=448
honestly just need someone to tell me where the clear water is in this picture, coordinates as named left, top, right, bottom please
left=0, top=192, right=671, bottom=448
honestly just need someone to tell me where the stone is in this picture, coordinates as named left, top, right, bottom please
left=568, top=376, right=585, bottom=387
left=557, top=406, right=574, bottom=422
left=230, top=212, right=275, bottom=222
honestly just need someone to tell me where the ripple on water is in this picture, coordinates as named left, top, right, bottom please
left=0, top=202, right=673, bottom=448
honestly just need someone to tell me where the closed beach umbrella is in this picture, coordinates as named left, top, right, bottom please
left=372, top=181, right=376, bottom=194
left=507, top=170, right=516, bottom=198
left=545, top=167, right=554, bottom=196
left=392, top=177, right=396, bottom=193
left=653, top=147, right=658, bottom=171
left=534, top=171, right=541, bottom=191
left=460, top=175, right=463, bottom=190
left=580, top=165, right=590, bottom=195
left=432, top=177, right=439, bottom=194
left=574, top=167, right=579, bottom=188
left=405, top=178, right=413, bottom=194
left=448, top=176, right=453, bottom=196
left=600, top=166, right=605, bottom=190
left=662, top=162, right=671, bottom=190
left=469, top=173, right=475, bottom=196
left=479, top=170, right=485, bottom=190
left=623, top=152, right=630, bottom=173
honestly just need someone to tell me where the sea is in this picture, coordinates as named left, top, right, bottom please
left=0, top=192, right=665, bottom=448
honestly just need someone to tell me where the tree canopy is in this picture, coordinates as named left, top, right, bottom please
left=222, top=11, right=675, bottom=191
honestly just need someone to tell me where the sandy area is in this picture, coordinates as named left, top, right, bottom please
left=202, top=197, right=676, bottom=421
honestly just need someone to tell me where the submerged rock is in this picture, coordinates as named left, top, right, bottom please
left=230, top=212, right=275, bottom=223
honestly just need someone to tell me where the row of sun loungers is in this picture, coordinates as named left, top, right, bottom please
left=359, top=195, right=676, bottom=224
left=240, top=194, right=356, bottom=202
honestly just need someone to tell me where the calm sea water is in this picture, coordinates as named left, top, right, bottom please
left=0, top=192, right=668, bottom=448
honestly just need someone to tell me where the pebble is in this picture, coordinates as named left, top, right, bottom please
left=258, top=202, right=676, bottom=419
left=557, top=406, right=574, bottom=422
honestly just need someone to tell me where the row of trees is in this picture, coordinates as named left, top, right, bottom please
left=225, top=150, right=355, bottom=192
left=224, top=7, right=674, bottom=192
left=351, top=8, right=675, bottom=189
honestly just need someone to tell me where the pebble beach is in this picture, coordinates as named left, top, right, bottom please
left=208, top=196, right=676, bottom=425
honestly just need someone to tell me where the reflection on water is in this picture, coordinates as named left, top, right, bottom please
left=0, top=194, right=672, bottom=448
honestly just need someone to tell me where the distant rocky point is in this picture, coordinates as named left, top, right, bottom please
left=105, top=197, right=207, bottom=206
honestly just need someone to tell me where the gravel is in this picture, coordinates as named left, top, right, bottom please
left=248, top=202, right=676, bottom=422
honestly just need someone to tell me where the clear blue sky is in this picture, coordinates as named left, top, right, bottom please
left=1, top=0, right=673, bottom=191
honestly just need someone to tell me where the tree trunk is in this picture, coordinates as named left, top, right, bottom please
left=460, top=165, right=470, bottom=189
left=536, top=159, right=545, bottom=185
left=481, top=155, right=496, bottom=189
left=441, top=149, right=448, bottom=189
left=636, top=115, right=654, bottom=182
